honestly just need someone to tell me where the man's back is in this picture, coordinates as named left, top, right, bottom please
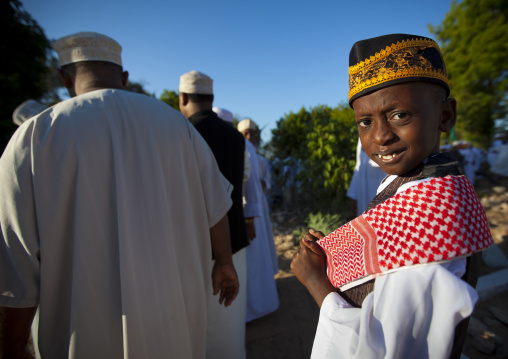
left=189, top=110, right=248, bottom=253
left=0, top=89, right=232, bottom=358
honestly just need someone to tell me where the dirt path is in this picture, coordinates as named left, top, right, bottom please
left=246, top=176, right=508, bottom=359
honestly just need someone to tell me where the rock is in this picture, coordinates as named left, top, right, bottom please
left=490, top=307, right=508, bottom=326
left=472, top=331, right=497, bottom=354
left=278, top=241, right=294, bottom=251
left=274, top=236, right=284, bottom=246
left=491, top=219, right=500, bottom=226
left=493, top=186, right=507, bottom=194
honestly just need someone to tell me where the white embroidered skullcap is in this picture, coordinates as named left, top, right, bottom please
left=237, top=118, right=257, bottom=132
left=213, top=107, right=233, bottom=123
left=53, top=32, right=122, bottom=67
left=179, top=70, right=213, bottom=95
left=12, top=99, right=47, bottom=126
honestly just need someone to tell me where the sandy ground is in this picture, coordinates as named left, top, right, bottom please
left=246, top=175, right=508, bottom=359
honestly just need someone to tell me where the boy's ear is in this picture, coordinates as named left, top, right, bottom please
left=439, top=97, right=457, bottom=133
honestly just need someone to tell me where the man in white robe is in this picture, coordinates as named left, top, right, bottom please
left=0, top=32, right=238, bottom=359
left=238, top=119, right=279, bottom=322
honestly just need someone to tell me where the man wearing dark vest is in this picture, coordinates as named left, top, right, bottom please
left=178, top=70, right=248, bottom=359
left=291, top=33, right=492, bottom=359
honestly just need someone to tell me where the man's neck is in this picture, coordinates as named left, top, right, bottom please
left=186, top=104, right=213, bottom=119
left=74, top=79, right=124, bottom=96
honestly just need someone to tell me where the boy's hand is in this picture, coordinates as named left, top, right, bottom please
left=304, top=228, right=325, bottom=242
left=291, top=228, right=335, bottom=307
left=212, top=263, right=239, bottom=307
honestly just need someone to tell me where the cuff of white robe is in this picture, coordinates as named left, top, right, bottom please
left=243, top=203, right=262, bottom=218
left=321, top=292, right=354, bottom=313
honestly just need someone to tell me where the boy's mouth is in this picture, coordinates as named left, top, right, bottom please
left=376, top=150, right=404, bottom=162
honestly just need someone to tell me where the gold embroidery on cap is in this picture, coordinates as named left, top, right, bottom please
left=348, top=38, right=449, bottom=101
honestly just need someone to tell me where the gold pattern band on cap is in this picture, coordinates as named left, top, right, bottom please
left=348, top=38, right=449, bottom=101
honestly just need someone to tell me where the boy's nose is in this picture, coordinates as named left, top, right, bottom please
left=372, top=121, right=395, bottom=146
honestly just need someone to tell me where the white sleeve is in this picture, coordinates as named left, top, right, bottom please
left=243, top=148, right=251, bottom=182
left=311, top=259, right=477, bottom=359
left=242, top=141, right=262, bottom=218
left=0, top=121, right=41, bottom=307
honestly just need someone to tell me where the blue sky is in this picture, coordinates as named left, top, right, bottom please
left=23, top=0, right=455, bottom=143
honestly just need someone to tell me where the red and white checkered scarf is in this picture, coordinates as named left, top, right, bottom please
left=318, top=175, right=493, bottom=291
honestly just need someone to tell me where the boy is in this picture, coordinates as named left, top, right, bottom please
left=291, top=34, right=493, bottom=359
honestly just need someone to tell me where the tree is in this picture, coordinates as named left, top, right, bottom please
left=159, top=90, right=180, bottom=111
left=269, top=103, right=357, bottom=210
left=1, top=0, right=52, bottom=153
left=125, top=80, right=154, bottom=97
left=429, top=0, right=508, bottom=147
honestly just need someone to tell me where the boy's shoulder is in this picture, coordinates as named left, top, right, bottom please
left=422, top=152, right=463, bottom=178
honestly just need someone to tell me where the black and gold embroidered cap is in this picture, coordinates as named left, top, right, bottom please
left=348, top=33, right=450, bottom=106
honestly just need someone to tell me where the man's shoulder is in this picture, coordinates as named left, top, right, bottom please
left=197, top=115, right=245, bottom=145
left=72, top=89, right=182, bottom=117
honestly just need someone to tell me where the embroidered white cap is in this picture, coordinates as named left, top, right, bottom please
left=213, top=107, right=233, bottom=123
left=179, top=70, right=213, bottom=95
left=237, top=118, right=257, bottom=132
left=53, top=32, right=122, bottom=67
left=12, top=99, right=47, bottom=126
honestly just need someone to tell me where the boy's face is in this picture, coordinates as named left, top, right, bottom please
left=352, top=82, right=456, bottom=176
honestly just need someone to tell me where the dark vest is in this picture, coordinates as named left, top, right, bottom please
left=188, top=110, right=248, bottom=253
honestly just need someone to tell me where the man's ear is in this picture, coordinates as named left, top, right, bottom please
left=439, top=97, right=457, bottom=133
left=57, top=68, right=77, bottom=97
left=179, top=93, right=188, bottom=107
left=57, top=68, right=72, bottom=89
left=121, top=71, right=129, bottom=88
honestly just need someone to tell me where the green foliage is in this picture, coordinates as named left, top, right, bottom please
left=159, top=90, right=180, bottom=111
left=270, top=103, right=358, bottom=209
left=429, top=0, right=508, bottom=147
left=293, top=211, right=348, bottom=239
left=125, top=81, right=155, bottom=97
left=1, top=0, right=52, bottom=153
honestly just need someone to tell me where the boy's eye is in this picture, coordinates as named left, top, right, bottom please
left=357, top=119, right=371, bottom=128
left=392, top=112, right=408, bottom=121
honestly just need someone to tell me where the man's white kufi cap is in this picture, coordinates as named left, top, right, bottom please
left=12, top=100, right=47, bottom=126
left=213, top=107, right=233, bottom=123
left=179, top=70, right=213, bottom=95
left=53, top=32, right=122, bottom=67
left=237, top=118, right=257, bottom=132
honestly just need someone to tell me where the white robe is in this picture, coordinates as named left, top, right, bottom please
left=0, top=89, right=233, bottom=359
left=311, top=176, right=478, bottom=359
left=257, top=154, right=278, bottom=276
left=311, top=260, right=476, bottom=359
left=243, top=140, right=279, bottom=322
left=459, top=148, right=476, bottom=185
left=491, top=144, right=508, bottom=176
left=347, top=140, right=386, bottom=216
